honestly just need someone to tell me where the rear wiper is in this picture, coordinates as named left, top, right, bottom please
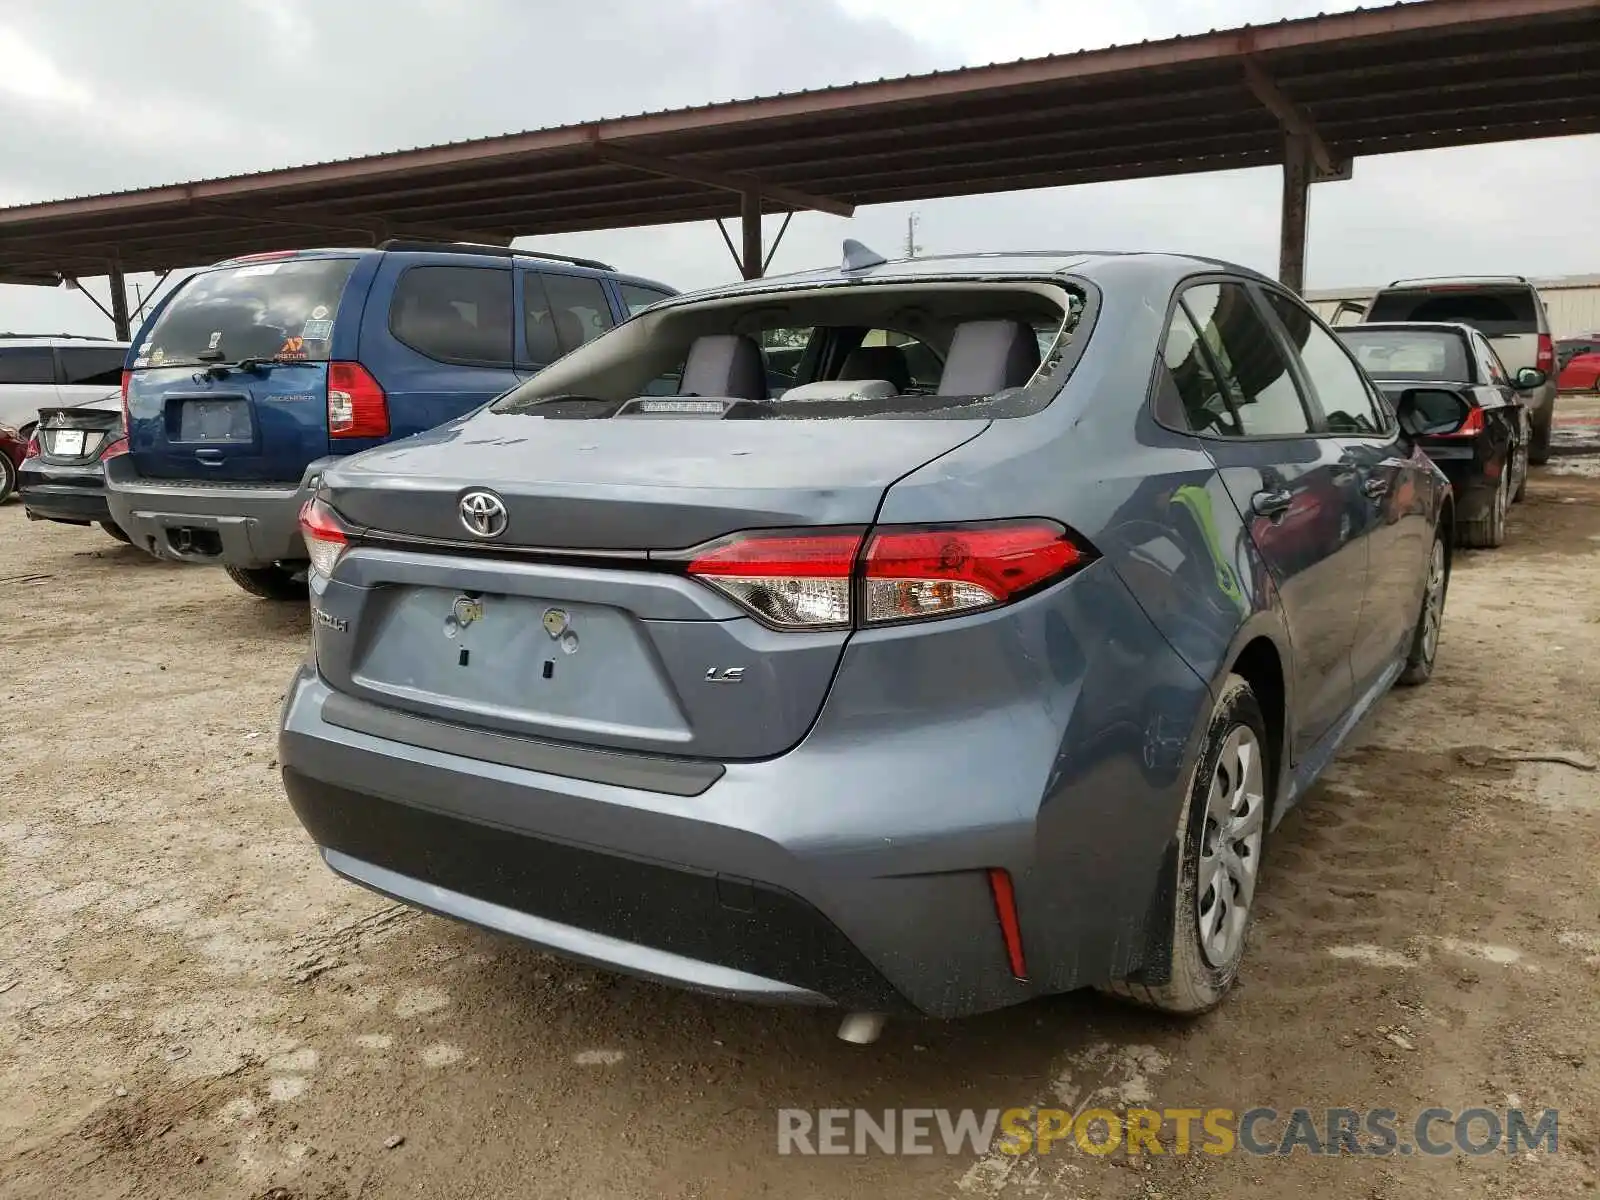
left=199, top=356, right=309, bottom=379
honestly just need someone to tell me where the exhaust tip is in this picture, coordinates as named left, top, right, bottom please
left=836, top=1012, right=887, bottom=1045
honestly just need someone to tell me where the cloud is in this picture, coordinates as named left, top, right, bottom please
left=0, top=0, right=1593, bottom=335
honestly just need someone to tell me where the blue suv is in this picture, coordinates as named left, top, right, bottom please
left=106, top=241, right=674, bottom=598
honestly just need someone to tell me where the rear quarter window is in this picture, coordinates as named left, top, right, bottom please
left=1366, top=288, right=1539, bottom=337
left=0, top=346, right=55, bottom=385
left=141, top=258, right=357, bottom=368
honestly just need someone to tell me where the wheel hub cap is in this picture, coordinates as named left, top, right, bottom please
left=1196, top=726, right=1266, bottom=967
left=1421, top=540, right=1446, bottom=662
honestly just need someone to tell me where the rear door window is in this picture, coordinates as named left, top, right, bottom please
left=1181, top=283, right=1313, bottom=436
left=142, top=258, right=357, bottom=368
left=540, top=273, right=615, bottom=353
left=58, top=345, right=127, bottom=387
left=1156, top=304, right=1241, bottom=436
left=391, top=265, right=513, bottom=367
left=1366, top=288, right=1539, bottom=336
left=0, top=346, right=57, bottom=385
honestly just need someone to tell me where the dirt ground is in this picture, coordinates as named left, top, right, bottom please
left=3, top=405, right=1599, bottom=1200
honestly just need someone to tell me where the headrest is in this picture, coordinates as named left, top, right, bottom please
left=678, top=334, right=768, bottom=401
left=937, top=319, right=1041, bottom=396
left=839, top=345, right=911, bottom=391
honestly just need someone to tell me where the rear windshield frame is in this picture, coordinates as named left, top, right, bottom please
left=487, top=274, right=1100, bottom=422
left=135, top=257, right=358, bottom=369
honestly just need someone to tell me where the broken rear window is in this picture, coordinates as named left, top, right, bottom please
left=491, top=281, right=1087, bottom=420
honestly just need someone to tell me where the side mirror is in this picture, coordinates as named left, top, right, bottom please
left=1395, top=387, right=1472, bottom=438
left=1513, top=366, right=1547, bottom=391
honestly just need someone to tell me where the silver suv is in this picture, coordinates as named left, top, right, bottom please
left=1361, top=277, right=1558, bottom=463
left=0, top=335, right=130, bottom=436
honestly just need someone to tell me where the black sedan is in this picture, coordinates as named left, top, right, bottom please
left=18, top=391, right=133, bottom=543
left=1338, top=321, right=1539, bottom=549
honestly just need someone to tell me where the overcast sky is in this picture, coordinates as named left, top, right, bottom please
left=0, top=0, right=1594, bottom=336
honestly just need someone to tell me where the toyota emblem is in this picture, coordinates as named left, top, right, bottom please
left=458, top=490, right=509, bottom=538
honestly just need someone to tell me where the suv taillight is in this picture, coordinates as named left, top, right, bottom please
left=1536, top=334, right=1555, bottom=372
left=685, top=520, right=1092, bottom=630
left=119, top=369, right=131, bottom=435
left=327, top=362, right=388, bottom=438
left=299, top=497, right=350, bottom=577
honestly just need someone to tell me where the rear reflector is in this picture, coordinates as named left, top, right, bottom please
left=327, top=362, right=388, bottom=438
left=988, top=868, right=1028, bottom=980
left=299, top=497, right=350, bottom=577
left=683, top=520, right=1090, bottom=630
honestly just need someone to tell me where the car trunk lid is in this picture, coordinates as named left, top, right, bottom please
left=313, top=415, right=989, bottom=759
left=35, top=399, right=121, bottom=465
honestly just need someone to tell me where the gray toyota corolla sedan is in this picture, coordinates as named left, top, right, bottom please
left=278, top=246, right=1458, bottom=1035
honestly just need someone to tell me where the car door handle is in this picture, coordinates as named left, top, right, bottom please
left=1251, top=489, right=1293, bottom=519
left=1362, top=477, right=1389, bottom=499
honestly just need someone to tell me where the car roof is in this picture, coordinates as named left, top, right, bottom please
left=1341, top=321, right=1476, bottom=336
left=205, top=243, right=673, bottom=292
left=651, top=249, right=1280, bottom=308
left=0, top=335, right=130, bottom=347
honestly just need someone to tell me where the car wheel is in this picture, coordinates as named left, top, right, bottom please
left=100, top=520, right=132, bottom=544
left=1103, top=674, right=1269, bottom=1015
left=1527, top=407, right=1552, bottom=466
left=1459, top=459, right=1508, bottom=549
left=225, top=564, right=309, bottom=601
left=1398, top=527, right=1449, bottom=687
left=0, top=453, right=15, bottom=504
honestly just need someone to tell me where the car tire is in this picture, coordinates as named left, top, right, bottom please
left=1528, top=407, right=1552, bottom=466
left=100, top=521, right=132, bottom=544
left=225, top=564, right=308, bottom=601
left=0, top=453, right=15, bottom=504
left=1458, top=459, right=1508, bottom=549
left=1102, top=673, right=1270, bottom=1015
left=1398, top=526, right=1449, bottom=687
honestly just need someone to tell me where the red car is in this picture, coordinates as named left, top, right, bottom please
left=0, top=420, right=28, bottom=503
left=1557, top=336, right=1600, bottom=392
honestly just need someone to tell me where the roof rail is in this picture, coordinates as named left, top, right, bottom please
left=0, top=331, right=117, bottom=341
left=1385, top=274, right=1529, bottom=287
left=376, top=239, right=614, bottom=272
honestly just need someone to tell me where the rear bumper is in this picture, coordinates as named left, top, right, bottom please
left=104, top=455, right=338, bottom=567
left=18, top=460, right=112, bottom=525
left=277, top=561, right=1214, bottom=1018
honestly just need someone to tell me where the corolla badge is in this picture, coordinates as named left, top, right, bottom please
left=459, top=490, right=508, bottom=538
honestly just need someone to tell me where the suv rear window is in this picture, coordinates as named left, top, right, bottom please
left=1366, top=287, right=1538, bottom=337
left=140, top=258, right=357, bottom=368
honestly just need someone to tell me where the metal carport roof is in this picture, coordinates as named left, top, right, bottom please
left=0, top=0, right=1595, bottom=301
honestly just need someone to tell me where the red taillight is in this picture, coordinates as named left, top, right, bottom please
left=120, top=369, right=131, bottom=435
left=988, top=868, right=1028, bottom=980
left=230, top=250, right=301, bottom=264
left=23, top=433, right=40, bottom=461
left=299, top=497, right=350, bottom=577
left=686, top=530, right=862, bottom=629
left=863, top=521, right=1084, bottom=624
left=1435, top=406, right=1486, bottom=438
left=99, top=436, right=128, bottom=460
left=1536, top=333, right=1555, bottom=372
left=327, top=362, right=388, bottom=438
left=683, top=520, right=1090, bottom=630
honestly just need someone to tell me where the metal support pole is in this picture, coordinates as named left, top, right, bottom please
left=1279, top=135, right=1311, bottom=296
left=108, top=262, right=132, bottom=340
left=740, top=190, right=763, bottom=281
